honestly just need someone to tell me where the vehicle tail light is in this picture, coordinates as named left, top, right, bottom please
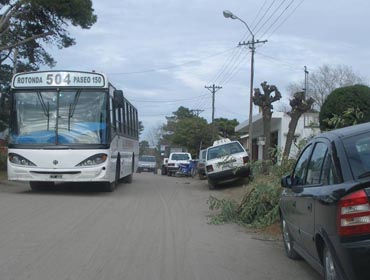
left=243, top=156, right=249, bottom=164
left=338, top=189, right=370, bottom=236
left=206, top=165, right=214, bottom=172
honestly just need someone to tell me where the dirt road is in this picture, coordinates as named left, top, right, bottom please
left=0, top=174, right=319, bottom=280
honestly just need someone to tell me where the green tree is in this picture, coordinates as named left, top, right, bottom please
left=0, top=0, right=97, bottom=131
left=213, top=118, right=240, bottom=139
left=139, top=140, right=150, bottom=155
left=0, top=0, right=97, bottom=62
left=138, top=121, right=144, bottom=136
left=161, top=106, right=213, bottom=155
left=319, top=85, right=370, bottom=130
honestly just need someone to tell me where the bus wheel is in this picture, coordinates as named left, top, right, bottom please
left=29, top=181, right=54, bottom=191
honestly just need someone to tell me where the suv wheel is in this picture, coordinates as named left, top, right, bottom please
left=208, top=179, right=216, bottom=190
left=281, top=216, right=301, bottom=260
left=324, top=245, right=338, bottom=280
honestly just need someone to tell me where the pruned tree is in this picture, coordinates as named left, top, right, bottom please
left=253, top=81, right=282, bottom=161
left=282, top=92, right=315, bottom=162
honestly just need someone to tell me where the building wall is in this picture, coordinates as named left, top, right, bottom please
left=236, top=112, right=320, bottom=161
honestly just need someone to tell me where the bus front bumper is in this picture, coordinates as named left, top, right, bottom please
left=7, top=164, right=110, bottom=182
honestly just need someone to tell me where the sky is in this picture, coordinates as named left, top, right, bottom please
left=44, top=0, right=370, bottom=144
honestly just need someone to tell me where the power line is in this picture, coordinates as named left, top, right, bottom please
left=252, top=0, right=278, bottom=32
left=259, top=0, right=296, bottom=38
left=107, top=47, right=236, bottom=75
left=219, top=51, right=249, bottom=85
left=254, top=0, right=289, bottom=36
left=265, top=0, right=305, bottom=40
left=130, top=93, right=209, bottom=103
left=211, top=46, right=244, bottom=84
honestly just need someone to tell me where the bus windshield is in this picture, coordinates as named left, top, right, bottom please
left=10, top=90, right=108, bottom=145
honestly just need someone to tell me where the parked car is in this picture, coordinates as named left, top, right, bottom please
left=279, top=122, right=370, bottom=280
left=197, top=149, right=207, bottom=179
left=137, top=155, right=157, bottom=174
left=205, top=138, right=250, bottom=189
left=167, top=152, right=192, bottom=176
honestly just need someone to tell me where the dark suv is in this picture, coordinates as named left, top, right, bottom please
left=280, top=123, right=370, bottom=280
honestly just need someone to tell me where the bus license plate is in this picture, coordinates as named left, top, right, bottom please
left=50, top=174, right=63, bottom=179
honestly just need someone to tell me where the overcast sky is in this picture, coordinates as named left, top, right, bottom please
left=44, top=0, right=370, bottom=142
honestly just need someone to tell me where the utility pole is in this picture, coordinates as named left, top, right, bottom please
left=205, top=84, right=222, bottom=141
left=303, top=66, right=309, bottom=100
left=239, top=38, right=267, bottom=157
left=205, top=84, right=222, bottom=124
left=191, top=109, right=204, bottom=117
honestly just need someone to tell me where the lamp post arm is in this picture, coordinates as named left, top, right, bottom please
left=235, top=17, right=254, bottom=37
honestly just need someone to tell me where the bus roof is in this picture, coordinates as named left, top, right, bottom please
left=11, top=70, right=108, bottom=89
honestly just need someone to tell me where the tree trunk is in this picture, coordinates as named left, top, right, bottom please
left=282, top=113, right=299, bottom=162
left=262, top=112, right=271, bottom=161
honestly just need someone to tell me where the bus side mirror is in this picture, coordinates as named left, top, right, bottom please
left=113, top=90, right=124, bottom=107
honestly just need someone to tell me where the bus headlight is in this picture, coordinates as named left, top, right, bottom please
left=8, top=153, right=36, bottom=166
left=76, top=154, right=108, bottom=167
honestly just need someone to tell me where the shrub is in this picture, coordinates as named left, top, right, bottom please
left=207, top=162, right=285, bottom=228
left=319, top=85, right=370, bottom=130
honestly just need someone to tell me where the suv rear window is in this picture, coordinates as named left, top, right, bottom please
left=139, top=156, right=156, bottom=162
left=171, top=154, right=190, bottom=160
left=343, top=132, right=370, bottom=178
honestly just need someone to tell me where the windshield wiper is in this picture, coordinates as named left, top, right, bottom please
left=37, top=92, right=50, bottom=130
left=68, top=90, right=82, bottom=131
left=358, top=170, right=370, bottom=179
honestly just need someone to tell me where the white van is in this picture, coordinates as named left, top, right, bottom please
left=205, top=139, right=250, bottom=189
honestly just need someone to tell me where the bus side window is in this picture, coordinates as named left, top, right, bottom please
left=109, top=96, right=116, bottom=133
left=122, top=101, right=126, bottom=135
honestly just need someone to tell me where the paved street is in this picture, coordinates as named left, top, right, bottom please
left=0, top=174, right=319, bottom=280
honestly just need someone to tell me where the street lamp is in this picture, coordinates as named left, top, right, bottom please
left=223, top=10, right=258, bottom=159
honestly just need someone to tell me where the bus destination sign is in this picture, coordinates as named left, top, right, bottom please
left=12, top=71, right=107, bottom=88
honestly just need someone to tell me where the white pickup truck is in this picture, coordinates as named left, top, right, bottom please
left=166, top=152, right=192, bottom=176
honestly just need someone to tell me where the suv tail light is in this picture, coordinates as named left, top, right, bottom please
left=338, top=189, right=370, bottom=236
left=243, top=156, right=249, bottom=164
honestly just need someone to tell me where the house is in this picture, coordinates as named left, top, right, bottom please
left=235, top=112, right=320, bottom=161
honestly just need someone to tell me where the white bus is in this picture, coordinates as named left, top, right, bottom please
left=7, top=70, right=139, bottom=191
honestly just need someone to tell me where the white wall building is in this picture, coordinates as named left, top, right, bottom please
left=235, top=112, right=320, bottom=161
